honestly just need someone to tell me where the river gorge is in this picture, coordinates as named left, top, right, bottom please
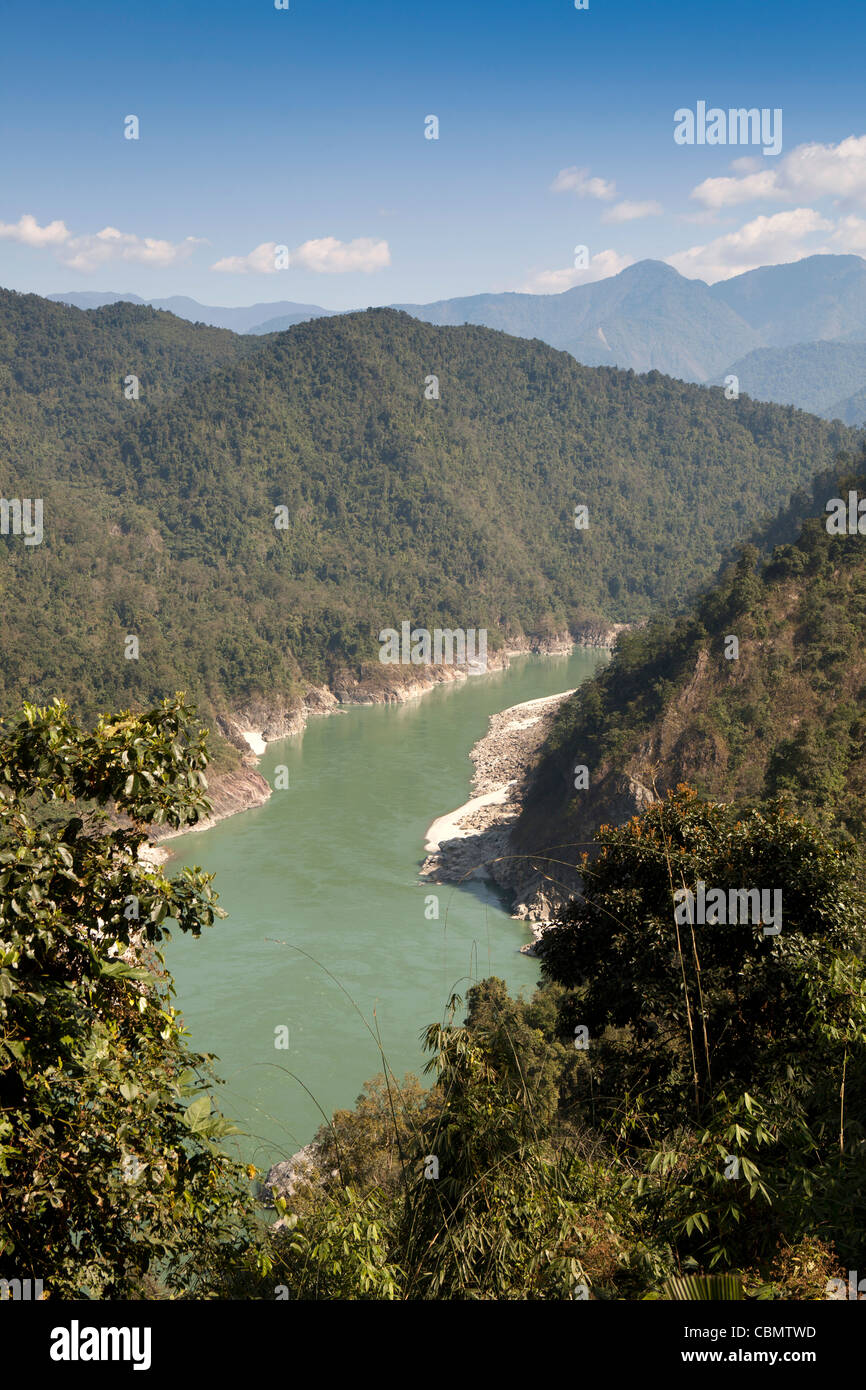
left=165, top=649, right=608, bottom=1170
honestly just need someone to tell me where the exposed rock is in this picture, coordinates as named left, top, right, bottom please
left=421, top=690, right=579, bottom=946
left=219, top=684, right=338, bottom=747
left=148, top=623, right=635, bottom=856
left=573, top=619, right=633, bottom=649
left=263, top=1146, right=327, bottom=1205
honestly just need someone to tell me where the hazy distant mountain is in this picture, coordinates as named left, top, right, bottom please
left=714, top=341, right=866, bottom=422
left=395, top=261, right=761, bottom=383
left=710, top=255, right=866, bottom=346
left=397, top=255, right=866, bottom=389
left=48, top=291, right=334, bottom=334
left=47, top=291, right=148, bottom=310
left=49, top=255, right=866, bottom=404
left=825, top=383, right=866, bottom=426
left=246, top=311, right=339, bottom=334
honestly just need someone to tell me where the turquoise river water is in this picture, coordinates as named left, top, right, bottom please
left=166, top=649, right=607, bottom=1169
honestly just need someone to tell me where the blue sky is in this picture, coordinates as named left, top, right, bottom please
left=2, top=0, right=866, bottom=307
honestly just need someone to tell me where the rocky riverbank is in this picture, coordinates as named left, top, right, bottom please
left=420, top=687, right=581, bottom=952
left=144, top=622, right=630, bottom=865
left=221, top=622, right=628, bottom=749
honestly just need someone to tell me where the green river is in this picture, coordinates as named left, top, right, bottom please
left=166, top=649, right=607, bottom=1170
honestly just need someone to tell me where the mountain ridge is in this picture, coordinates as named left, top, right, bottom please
left=0, top=292, right=855, bottom=737
left=48, top=256, right=866, bottom=418
left=496, top=460, right=866, bottom=922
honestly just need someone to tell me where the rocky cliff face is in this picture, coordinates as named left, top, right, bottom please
left=497, top=769, right=656, bottom=934
left=501, top=643, right=724, bottom=929
left=572, top=619, right=632, bottom=649
left=218, top=684, right=339, bottom=745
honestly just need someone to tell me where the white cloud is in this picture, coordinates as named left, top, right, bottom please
left=211, top=241, right=285, bottom=274
left=212, top=236, right=391, bottom=275
left=0, top=212, right=204, bottom=272
left=0, top=214, right=71, bottom=247
left=690, top=169, right=782, bottom=210
left=293, top=237, right=391, bottom=274
left=62, top=228, right=204, bottom=273
left=783, top=135, right=866, bottom=204
left=520, top=248, right=634, bottom=293
left=550, top=166, right=616, bottom=201
left=666, top=208, right=833, bottom=282
left=602, top=200, right=663, bottom=224
left=690, top=134, right=866, bottom=210
left=729, top=156, right=763, bottom=174
left=829, top=215, right=866, bottom=253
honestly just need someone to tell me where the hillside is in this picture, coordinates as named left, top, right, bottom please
left=0, top=289, right=258, bottom=455
left=396, top=261, right=760, bottom=382
left=714, top=341, right=866, bottom=422
left=0, top=295, right=857, bottom=734
left=710, top=254, right=866, bottom=346
left=506, top=461, right=866, bottom=917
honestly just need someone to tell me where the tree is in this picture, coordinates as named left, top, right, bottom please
left=0, top=695, right=261, bottom=1299
left=537, top=787, right=866, bottom=1267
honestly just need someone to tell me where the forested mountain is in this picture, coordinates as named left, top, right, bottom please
left=396, top=261, right=760, bottom=381
left=51, top=256, right=866, bottom=411
left=0, top=293, right=856, bottom=728
left=511, top=460, right=866, bottom=900
left=0, top=289, right=258, bottom=421
left=713, top=342, right=866, bottom=427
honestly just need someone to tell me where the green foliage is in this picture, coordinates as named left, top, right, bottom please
left=250, top=793, right=861, bottom=1299
left=537, top=790, right=866, bottom=1272
left=0, top=296, right=854, bottom=730
left=305, top=1072, right=437, bottom=1199
left=517, top=458, right=866, bottom=868
left=270, top=1188, right=401, bottom=1301
left=0, top=695, right=260, bottom=1298
left=660, top=1273, right=745, bottom=1300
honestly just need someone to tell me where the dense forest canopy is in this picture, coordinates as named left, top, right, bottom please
left=512, top=460, right=866, bottom=898
left=4, top=701, right=863, bottom=1299
left=2, top=296, right=866, bottom=1302
left=0, top=290, right=857, bottom=730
